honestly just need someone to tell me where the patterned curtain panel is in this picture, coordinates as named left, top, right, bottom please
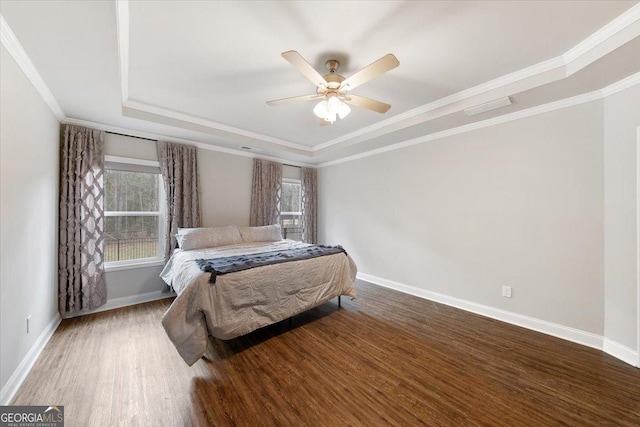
left=157, top=141, right=201, bottom=262
left=301, top=167, right=318, bottom=244
left=250, top=159, right=282, bottom=227
left=58, top=124, right=107, bottom=314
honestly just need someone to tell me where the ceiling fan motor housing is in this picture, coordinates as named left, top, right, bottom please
left=323, top=60, right=345, bottom=90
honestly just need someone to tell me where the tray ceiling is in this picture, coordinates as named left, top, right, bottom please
left=1, top=0, right=639, bottom=165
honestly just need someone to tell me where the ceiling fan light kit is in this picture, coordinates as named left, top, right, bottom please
left=313, top=94, right=351, bottom=123
left=267, top=51, right=399, bottom=125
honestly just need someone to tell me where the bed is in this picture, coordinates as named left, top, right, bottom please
left=160, top=224, right=357, bottom=365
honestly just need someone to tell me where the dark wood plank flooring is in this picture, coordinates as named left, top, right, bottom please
left=11, top=280, right=640, bottom=426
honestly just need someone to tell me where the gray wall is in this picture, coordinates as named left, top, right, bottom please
left=603, top=85, right=639, bottom=350
left=200, top=158, right=299, bottom=227
left=0, top=46, right=60, bottom=394
left=319, top=100, right=606, bottom=335
left=103, top=134, right=166, bottom=300
left=199, top=148, right=253, bottom=227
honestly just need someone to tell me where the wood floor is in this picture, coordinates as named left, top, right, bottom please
left=12, top=280, right=640, bottom=426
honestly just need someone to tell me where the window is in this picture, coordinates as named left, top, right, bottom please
left=104, top=156, right=165, bottom=267
left=280, top=179, right=302, bottom=241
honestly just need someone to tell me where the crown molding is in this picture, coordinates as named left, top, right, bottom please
left=312, top=56, right=566, bottom=152
left=317, top=72, right=640, bottom=168
left=0, top=14, right=65, bottom=121
left=564, top=2, right=640, bottom=64
left=112, top=3, right=639, bottom=158
left=314, top=3, right=640, bottom=155
left=60, top=70, right=640, bottom=170
left=3, top=3, right=637, bottom=166
left=600, top=72, right=640, bottom=97
left=62, top=117, right=316, bottom=168
left=122, top=100, right=313, bottom=153
left=113, top=1, right=312, bottom=155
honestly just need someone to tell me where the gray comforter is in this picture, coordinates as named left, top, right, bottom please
left=160, top=240, right=357, bottom=365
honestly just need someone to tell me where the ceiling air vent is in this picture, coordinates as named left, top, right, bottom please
left=239, top=146, right=264, bottom=153
left=464, top=97, right=512, bottom=116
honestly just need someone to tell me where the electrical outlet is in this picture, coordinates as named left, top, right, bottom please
left=27, top=316, right=32, bottom=334
left=502, top=286, right=512, bottom=298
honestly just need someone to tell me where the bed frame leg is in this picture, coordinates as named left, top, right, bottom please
left=338, top=295, right=341, bottom=309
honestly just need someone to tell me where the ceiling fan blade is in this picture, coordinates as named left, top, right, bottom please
left=340, top=54, right=399, bottom=91
left=266, top=94, right=322, bottom=106
left=281, top=50, right=328, bottom=87
left=343, top=95, right=391, bottom=113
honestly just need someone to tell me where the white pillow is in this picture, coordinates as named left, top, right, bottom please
left=176, top=225, right=242, bottom=250
left=239, top=224, right=283, bottom=243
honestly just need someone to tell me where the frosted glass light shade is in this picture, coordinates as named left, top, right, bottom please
left=313, top=100, right=328, bottom=119
left=313, top=97, right=350, bottom=123
left=337, top=102, right=351, bottom=119
left=327, top=96, right=340, bottom=113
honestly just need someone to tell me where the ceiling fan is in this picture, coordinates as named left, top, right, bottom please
left=266, top=50, right=399, bottom=125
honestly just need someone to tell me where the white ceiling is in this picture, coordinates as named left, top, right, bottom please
left=1, top=1, right=639, bottom=165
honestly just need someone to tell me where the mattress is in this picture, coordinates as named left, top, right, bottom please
left=160, top=239, right=357, bottom=365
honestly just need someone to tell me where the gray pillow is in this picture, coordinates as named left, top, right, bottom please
left=176, top=225, right=243, bottom=250
left=239, top=224, right=283, bottom=243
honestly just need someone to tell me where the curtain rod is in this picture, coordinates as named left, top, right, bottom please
left=106, top=131, right=157, bottom=142
left=106, top=131, right=307, bottom=169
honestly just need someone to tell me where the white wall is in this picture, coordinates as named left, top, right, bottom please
left=603, top=85, right=640, bottom=351
left=102, top=134, right=255, bottom=302
left=0, top=46, right=60, bottom=394
left=319, top=100, right=606, bottom=335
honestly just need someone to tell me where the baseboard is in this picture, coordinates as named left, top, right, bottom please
left=0, top=290, right=175, bottom=405
left=603, top=338, right=639, bottom=367
left=357, top=272, right=637, bottom=367
left=0, top=314, right=61, bottom=405
left=62, top=290, right=176, bottom=319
